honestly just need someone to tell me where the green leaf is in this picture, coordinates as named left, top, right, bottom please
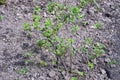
left=93, top=22, right=102, bottom=29
left=18, top=68, right=27, bottom=75
left=71, top=6, right=80, bottom=14
left=32, top=22, right=40, bottom=30
left=88, top=62, right=94, bottom=69
left=77, top=13, right=84, bottom=19
left=85, top=37, right=91, bottom=44
left=39, top=60, right=47, bottom=67
left=34, top=6, right=41, bottom=14
left=71, top=77, right=78, bottom=80
left=68, top=38, right=74, bottom=44
left=36, top=40, right=43, bottom=47
left=23, top=22, right=31, bottom=31
left=45, top=19, right=52, bottom=27
left=72, top=26, right=79, bottom=33
left=78, top=71, right=84, bottom=76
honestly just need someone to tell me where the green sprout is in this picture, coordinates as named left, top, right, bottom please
left=18, top=68, right=28, bottom=75
left=88, top=62, right=94, bottom=69
left=85, top=37, right=91, bottom=44
left=71, top=6, right=80, bottom=14
left=93, top=43, right=105, bottom=57
left=0, top=0, right=6, bottom=5
left=23, top=22, right=31, bottom=31
left=78, top=71, right=84, bottom=76
left=39, top=60, right=47, bottom=67
left=0, top=15, right=4, bottom=20
left=93, top=22, right=102, bottom=29
left=71, top=77, right=78, bottom=80
left=72, top=25, right=79, bottom=34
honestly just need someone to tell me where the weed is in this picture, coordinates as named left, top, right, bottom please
left=72, top=25, right=79, bottom=34
left=71, top=77, right=78, bottom=80
left=46, top=2, right=57, bottom=13
left=17, top=67, right=28, bottom=75
left=89, top=54, right=96, bottom=60
left=78, top=71, right=84, bottom=76
left=93, top=22, right=102, bottom=29
left=22, top=1, right=102, bottom=76
left=34, top=6, right=42, bottom=14
left=0, top=15, right=4, bottom=20
left=52, top=60, right=57, bottom=65
left=23, top=22, right=31, bottom=31
left=93, top=43, right=105, bottom=57
left=0, top=0, right=6, bottom=5
left=108, top=60, right=116, bottom=65
left=77, top=13, right=84, bottom=19
left=71, top=6, right=80, bottom=14
left=79, top=0, right=92, bottom=7
left=80, top=46, right=88, bottom=53
left=23, top=52, right=33, bottom=58
left=85, top=37, right=91, bottom=44
left=24, top=60, right=34, bottom=65
left=39, top=60, right=47, bottom=67
left=88, top=61, right=94, bottom=69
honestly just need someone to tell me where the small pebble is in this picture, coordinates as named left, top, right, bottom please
left=49, top=70, right=56, bottom=77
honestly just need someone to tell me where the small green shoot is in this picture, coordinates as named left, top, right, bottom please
left=77, top=13, right=84, bottom=19
left=85, top=37, right=91, bottom=44
left=72, top=25, right=79, bottom=34
left=23, top=52, right=33, bottom=58
left=18, top=68, right=28, bottom=75
left=88, top=62, right=94, bottom=69
left=34, top=6, right=42, bottom=14
left=71, top=6, right=80, bottom=14
left=0, top=0, right=6, bottom=5
left=108, top=60, right=116, bottom=65
left=39, top=60, right=47, bottom=67
left=24, top=60, right=34, bottom=64
left=0, top=15, right=4, bottom=20
left=93, top=43, right=105, bottom=57
left=78, top=71, right=84, bottom=76
left=93, top=22, right=102, bottom=29
left=52, top=60, right=57, bottom=65
left=71, top=77, right=78, bottom=80
left=23, top=22, right=31, bottom=31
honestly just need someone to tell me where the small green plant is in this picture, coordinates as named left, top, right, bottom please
left=79, top=0, right=92, bottom=7
left=39, top=60, right=47, bottom=67
left=71, top=6, right=80, bottom=14
left=22, top=1, right=102, bottom=77
left=72, top=25, right=79, bottom=34
left=78, top=71, right=84, bottom=76
left=33, top=6, right=42, bottom=14
left=71, top=77, right=78, bottom=80
left=108, top=60, right=116, bottom=65
left=17, top=67, right=28, bottom=75
left=89, top=54, right=96, bottom=60
left=24, top=60, right=34, bottom=65
left=85, top=37, right=91, bottom=44
left=93, top=22, right=102, bottom=29
left=52, top=60, right=57, bottom=65
left=0, top=0, right=6, bottom=5
left=93, top=43, right=105, bottom=57
left=15, top=78, right=19, bottom=80
left=23, top=52, right=33, bottom=58
left=46, top=2, right=57, bottom=13
left=23, top=22, right=31, bottom=31
left=88, top=62, right=94, bottom=69
left=0, top=15, right=4, bottom=20
left=80, top=46, right=88, bottom=53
